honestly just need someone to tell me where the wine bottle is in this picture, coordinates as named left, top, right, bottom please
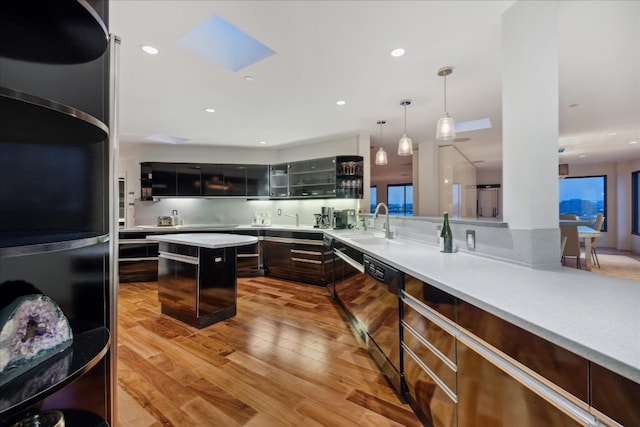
left=440, top=212, right=453, bottom=253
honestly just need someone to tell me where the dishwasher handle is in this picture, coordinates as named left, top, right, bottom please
left=333, top=248, right=365, bottom=273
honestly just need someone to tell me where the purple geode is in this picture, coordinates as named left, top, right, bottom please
left=0, top=294, right=73, bottom=385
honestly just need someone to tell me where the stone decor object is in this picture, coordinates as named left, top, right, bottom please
left=0, top=282, right=73, bottom=386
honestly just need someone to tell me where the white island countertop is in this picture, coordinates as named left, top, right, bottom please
left=326, top=229, right=640, bottom=384
left=146, top=233, right=258, bottom=249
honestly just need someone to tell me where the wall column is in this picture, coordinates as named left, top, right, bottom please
left=502, top=1, right=561, bottom=267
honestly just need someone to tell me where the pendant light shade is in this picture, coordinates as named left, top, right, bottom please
left=436, top=66, right=456, bottom=140
left=398, top=100, right=413, bottom=156
left=375, top=120, right=388, bottom=165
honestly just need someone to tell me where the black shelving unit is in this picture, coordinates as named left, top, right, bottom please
left=0, top=1, right=114, bottom=425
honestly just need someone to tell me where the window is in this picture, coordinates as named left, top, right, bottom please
left=633, top=171, right=640, bottom=235
left=559, top=175, right=606, bottom=231
left=387, top=184, right=413, bottom=216
left=370, top=186, right=377, bottom=213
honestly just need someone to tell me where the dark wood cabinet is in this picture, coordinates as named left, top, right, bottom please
left=263, top=231, right=329, bottom=285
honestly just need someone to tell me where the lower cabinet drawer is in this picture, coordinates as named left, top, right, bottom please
left=118, top=259, right=158, bottom=282
left=402, top=323, right=457, bottom=394
left=403, top=347, right=457, bottom=427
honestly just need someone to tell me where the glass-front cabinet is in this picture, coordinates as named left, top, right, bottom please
left=269, top=155, right=363, bottom=199
left=269, top=163, right=289, bottom=198
left=289, top=157, right=336, bottom=198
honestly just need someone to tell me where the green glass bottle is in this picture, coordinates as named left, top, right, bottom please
left=440, top=212, right=453, bottom=253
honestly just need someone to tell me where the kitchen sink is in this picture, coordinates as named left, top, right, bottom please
left=347, top=235, right=401, bottom=245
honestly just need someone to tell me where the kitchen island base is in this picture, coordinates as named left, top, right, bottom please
left=149, top=234, right=258, bottom=329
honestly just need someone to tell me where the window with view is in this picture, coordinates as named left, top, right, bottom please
left=370, top=186, right=377, bottom=213
left=633, top=171, right=640, bottom=235
left=387, top=184, right=413, bottom=216
left=559, top=175, right=606, bottom=231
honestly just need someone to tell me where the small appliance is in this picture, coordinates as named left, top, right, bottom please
left=333, top=209, right=356, bottom=229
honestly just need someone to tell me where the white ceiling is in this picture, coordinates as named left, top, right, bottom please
left=110, top=1, right=639, bottom=175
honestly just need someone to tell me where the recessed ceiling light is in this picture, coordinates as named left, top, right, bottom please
left=607, top=132, right=617, bottom=136
left=244, top=75, right=254, bottom=81
left=205, top=108, right=215, bottom=113
left=336, top=100, right=346, bottom=106
left=141, top=45, right=159, bottom=55
left=569, top=103, right=579, bottom=108
left=629, top=140, right=638, bottom=144
left=579, top=154, right=586, bottom=158
left=259, top=141, right=267, bottom=145
left=390, top=48, right=405, bottom=57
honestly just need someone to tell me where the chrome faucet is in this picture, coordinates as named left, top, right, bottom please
left=284, top=212, right=299, bottom=227
left=374, top=203, right=393, bottom=239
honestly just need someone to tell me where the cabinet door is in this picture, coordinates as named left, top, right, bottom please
left=269, top=163, right=289, bottom=198
left=176, top=163, right=201, bottom=196
left=199, top=248, right=236, bottom=316
left=157, top=257, right=176, bottom=310
left=263, top=240, right=291, bottom=270
left=457, top=341, right=583, bottom=427
left=174, top=259, right=198, bottom=320
left=201, top=164, right=225, bottom=196
left=223, top=164, right=247, bottom=196
left=151, top=163, right=176, bottom=196
left=246, top=164, right=269, bottom=197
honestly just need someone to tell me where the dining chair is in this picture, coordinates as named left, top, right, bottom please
left=560, top=225, right=581, bottom=269
left=590, top=214, right=605, bottom=268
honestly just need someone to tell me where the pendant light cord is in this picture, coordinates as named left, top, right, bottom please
left=443, top=74, right=448, bottom=114
left=403, top=104, right=407, bottom=133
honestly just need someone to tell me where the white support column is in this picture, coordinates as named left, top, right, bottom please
left=502, top=1, right=561, bottom=267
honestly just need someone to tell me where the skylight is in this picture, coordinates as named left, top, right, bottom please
left=455, top=118, right=492, bottom=133
left=176, top=14, right=275, bottom=72
left=145, top=133, right=189, bottom=144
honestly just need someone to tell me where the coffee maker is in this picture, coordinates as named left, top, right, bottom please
left=319, top=207, right=334, bottom=229
left=333, top=209, right=356, bottom=229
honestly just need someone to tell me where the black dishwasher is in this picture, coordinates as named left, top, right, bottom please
left=333, top=244, right=403, bottom=392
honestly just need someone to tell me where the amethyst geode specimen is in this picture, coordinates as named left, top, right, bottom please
left=0, top=294, right=73, bottom=386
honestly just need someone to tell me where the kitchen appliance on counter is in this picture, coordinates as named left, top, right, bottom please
left=157, top=216, right=175, bottom=226
left=319, top=207, right=334, bottom=229
left=252, top=210, right=272, bottom=226
left=157, top=210, right=180, bottom=226
left=333, top=209, right=356, bottom=229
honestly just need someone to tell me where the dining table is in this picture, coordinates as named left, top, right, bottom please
left=577, top=225, right=601, bottom=271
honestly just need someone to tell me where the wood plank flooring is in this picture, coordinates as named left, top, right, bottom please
left=117, top=277, right=421, bottom=426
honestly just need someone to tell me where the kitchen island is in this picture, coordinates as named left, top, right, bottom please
left=146, top=233, right=258, bottom=328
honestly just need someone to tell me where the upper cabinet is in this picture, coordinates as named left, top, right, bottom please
left=269, top=163, right=290, bottom=199
left=143, top=162, right=270, bottom=199
left=0, top=1, right=108, bottom=64
left=289, top=157, right=336, bottom=198
left=282, top=155, right=363, bottom=199
left=141, top=156, right=363, bottom=200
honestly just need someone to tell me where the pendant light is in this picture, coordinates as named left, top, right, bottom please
left=436, top=66, right=455, bottom=140
left=375, top=120, right=388, bottom=165
left=398, top=100, right=413, bottom=156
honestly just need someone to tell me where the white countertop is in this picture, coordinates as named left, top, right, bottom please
left=146, top=233, right=258, bottom=249
left=326, top=229, right=640, bottom=384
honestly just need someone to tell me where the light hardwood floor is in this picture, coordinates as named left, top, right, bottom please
left=562, top=247, right=640, bottom=280
left=116, top=277, right=421, bottom=427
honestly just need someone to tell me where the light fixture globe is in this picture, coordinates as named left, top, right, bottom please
left=436, top=114, right=455, bottom=140
left=398, top=134, right=413, bottom=156
left=436, top=66, right=456, bottom=140
left=375, top=147, right=388, bottom=165
left=398, top=100, right=413, bottom=156
left=375, top=120, right=388, bottom=165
